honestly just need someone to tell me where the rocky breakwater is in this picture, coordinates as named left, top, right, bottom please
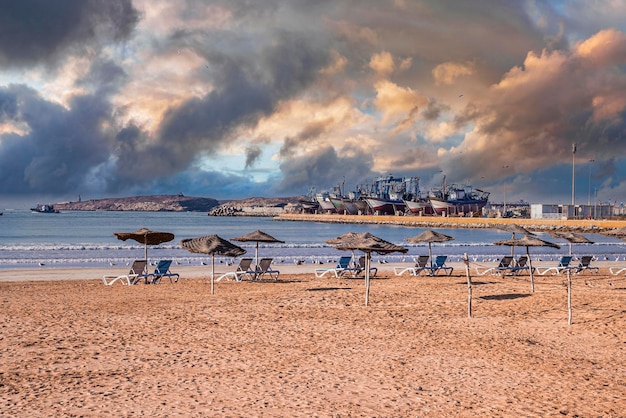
left=276, top=213, right=626, bottom=232
left=209, top=196, right=302, bottom=216
left=54, top=194, right=219, bottom=212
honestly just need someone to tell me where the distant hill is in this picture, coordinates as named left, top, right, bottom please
left=54, top=194, right=219, bottom=212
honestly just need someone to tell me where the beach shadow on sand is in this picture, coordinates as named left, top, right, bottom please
left=479, top=293, right=531, bottom=301
left=307, top=287, right=353, bottom=292
left=456, top=280, right=498, bottom=286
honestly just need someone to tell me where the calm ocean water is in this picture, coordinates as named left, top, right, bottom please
left=0, top=210, right=624, bottom=269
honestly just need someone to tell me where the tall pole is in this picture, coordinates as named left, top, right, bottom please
left=571, top=143, right=577, bottom=213
left=502, top=165, right=509, bottom=216
left=587, top=159, right=594, bottom=206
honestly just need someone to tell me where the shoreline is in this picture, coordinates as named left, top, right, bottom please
left=276, top=213, right=626, bottom=231
left=1, top=259, right=624, bottom=282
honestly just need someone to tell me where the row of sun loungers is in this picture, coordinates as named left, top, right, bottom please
left=393, top=255, right=453, bottom=276
left=104, top=254, right=623, bottom=286
left=533, top=255, right=599, bottom=275
left=103, top=257, right=282, bottom=285
left=473, top=254, right=601, bottom=276
left=475, top=255, right=533, bottom=276
left=102, top=259, right=180, bottom=285
left=315, top=255, right=378, bottom=278
left=216, top=257, right=280, bottom=282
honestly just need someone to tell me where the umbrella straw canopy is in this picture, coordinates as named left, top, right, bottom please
left=496, top=224, right=535, bottom=236
left=326, top=232, right=407, bottom=306
left=232, top=230, right=284, bottom=266
left=549, top=231, right=593, bottom=255
left=496, top=224, right=535, bottom=258
left=404, top=230, right=455, bottom=268
left=494, top=235, right=560, bottom=292
left=181, top=235, right=246, bottom=294
left=601, top=226, right=626, bottom=238
left=114, top=228, right=175, bottom=263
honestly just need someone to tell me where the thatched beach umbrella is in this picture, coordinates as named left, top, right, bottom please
left=232, top=230, right=284, bottom=268
left=404, top=230, right=455, bottom=269
left=494, top=235, right=560, bottom=292
left=181, top=235, right=246, bottom=294
left=496, top=224, right=535, bottom=259
left=327, top=232, right=408, bottom=306
left=114, top=228, right=175, bottom=265
left=549, top=230, right=593, bottom=255
left=600, top=226, right=626, bottom=239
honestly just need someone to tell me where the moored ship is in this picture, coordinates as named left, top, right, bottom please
left=362, top=175, right=420, bottom=215
left=428, top=177, right=489, bottom=216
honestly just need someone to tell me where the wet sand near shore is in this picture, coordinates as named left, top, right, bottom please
left=1, top=266, right=625, bottom=416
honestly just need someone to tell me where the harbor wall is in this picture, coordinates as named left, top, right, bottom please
left=275, top=213, right=626, bottom=232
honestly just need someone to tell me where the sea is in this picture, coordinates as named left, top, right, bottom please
left=1, top=210, right=625, bottom=270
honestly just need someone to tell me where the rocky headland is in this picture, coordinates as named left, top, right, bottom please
left=54, top=194, right=219, bottom=212
left=54, top=194, right=305, bottom=214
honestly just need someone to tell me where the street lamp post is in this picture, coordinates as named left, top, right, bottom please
left=572, top=142, right=576, bottom=208
left=502, top=165, right=510, bottom=216
left=587, top=159, right=594, bottom=207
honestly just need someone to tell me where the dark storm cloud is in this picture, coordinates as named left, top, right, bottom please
left=0, top=89, right=18, bottom=120
left=245, top=145, right=262, bottom=168
left=276, top=146, right=375, bottom=194
left=0, top=0, right=139, bottom=67
left=120, top=32, right=330, bottom=177
left=279, top=119, right=333, bottom=158
left=134, top=168, right=265, bottom=200
left=0, top=85, right=113, bottom=194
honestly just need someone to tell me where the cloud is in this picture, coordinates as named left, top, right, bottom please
left=2, top=1, right=626, bottom=206
left=0, top=85, right=114, bottom=194
left=432, top=61, right=475, bottom=85
left=245, top=145, right=262, bottom=168
left=0, top=0, right=139, bottom=68
left=373, top=80, right=429, bottom=124
left=277, top=146, right=375, bottom=194
left=369, top=51, right=395, bottom=76
left=441, top=29, right=626, bottom=185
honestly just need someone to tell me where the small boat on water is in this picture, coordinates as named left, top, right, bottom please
left=428, top=176, right=489, bottom=216
left=31, top=204, right=60, bottom=214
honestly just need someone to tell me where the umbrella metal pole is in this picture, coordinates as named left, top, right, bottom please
left=464, top=253, right=472, bottom=318
left=567, top=269, right=572, bottom=325
left=527, top=246, right=534, bottom=292
left=429, top=243, right=433, bottom=270
left=211, top=255, right=215, bottom=295
left=255, top=243, right=259, bottom=280
left=365, top=253, right=371, bottom=306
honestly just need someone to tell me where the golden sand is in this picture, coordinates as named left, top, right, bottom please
left=1, top=265, right=625, bottom=416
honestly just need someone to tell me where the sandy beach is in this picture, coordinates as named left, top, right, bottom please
left=1, top=262, right=625, bottom=417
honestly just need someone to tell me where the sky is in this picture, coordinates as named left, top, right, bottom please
left=1, top=0, right=626, bottom=208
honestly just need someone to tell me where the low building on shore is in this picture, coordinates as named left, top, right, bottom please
left=531, top=203, right=619, bottom=219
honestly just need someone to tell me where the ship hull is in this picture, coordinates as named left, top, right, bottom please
left=403, top=199, right=434, bottom=215
left=315, top=195, right=336, bottom=213
left=429, top=198, right=487, bottom=216
left=365, top=197, right=406, bottom=215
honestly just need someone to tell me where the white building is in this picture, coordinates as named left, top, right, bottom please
left=530, top=203, right=617, bottom=219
